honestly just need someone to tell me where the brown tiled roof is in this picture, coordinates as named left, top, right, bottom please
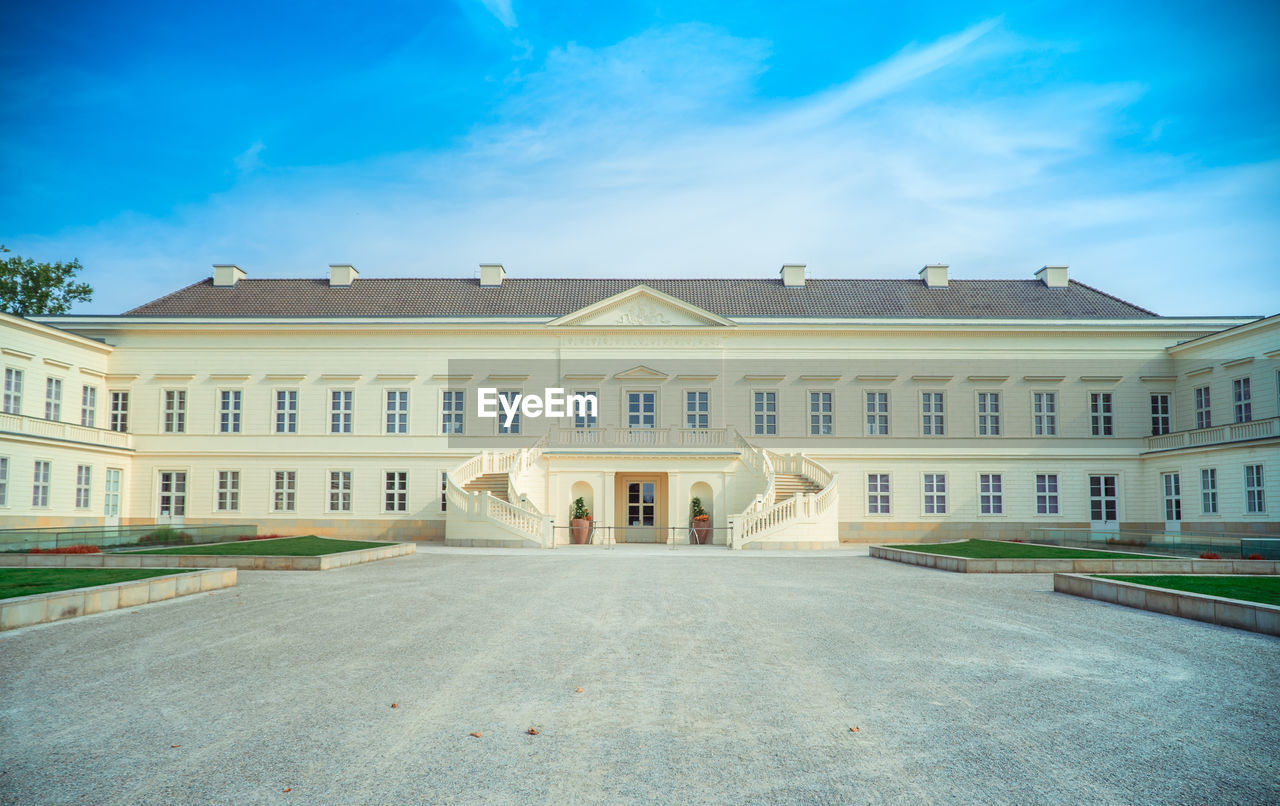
left=124, top=278, right=1158, bottom=319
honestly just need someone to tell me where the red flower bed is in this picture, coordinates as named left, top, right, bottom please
left=237, top=533, right=288, bottom=541
left=29, top=544, right=102, bottom=554
left=1247, top=553, right=1265, bottom=560
left=1199, top=551, right=1221, bottom=560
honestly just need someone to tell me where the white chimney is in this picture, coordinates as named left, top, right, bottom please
left=1035, top=265, right=1069, bottom=288
left=212, top=264, right=245, bottom=287
left=780, top=264, right=806, bottom=288
left=480, top=263, right=506, bottom=287
left=329, top=264, right=359, bottom=287
left=919, top=264, right=949, bottom=288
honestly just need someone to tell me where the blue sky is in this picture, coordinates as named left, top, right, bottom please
left=3, top=0, right=1279, bottom=316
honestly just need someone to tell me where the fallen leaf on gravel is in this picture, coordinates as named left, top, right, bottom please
left=170, top=745, right=180, bottom=748
left=391, top=703, right=398, bottom=709
left=527, top=728, right=540, bottom=735
left=575, top=687, right=583, bottom=693
left=849, top=727, right=860, bottom=733
left=469, top=732, right=483, bottom=738
left=283, top=787, right=291, bottom=793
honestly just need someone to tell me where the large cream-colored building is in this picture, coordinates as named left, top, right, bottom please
left=1, top=262, right=1276, bottom=548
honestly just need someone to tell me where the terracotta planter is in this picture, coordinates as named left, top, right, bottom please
left=570, top=518, right=592, bottom=544
left=692, top=518, right=711, bottom=545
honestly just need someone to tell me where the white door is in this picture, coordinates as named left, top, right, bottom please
left=1089, top=474, right=1118, bottom=530
left=1162, top=472, right=1182, bottom=533
left=158, top=471, right=187, bottom=524
left=104, top=468, right=122, bottom=527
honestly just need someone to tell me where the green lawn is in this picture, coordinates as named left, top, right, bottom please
left=0, top=568, right=195, bottom=600
left=883, top=539, right=1145, bottom=560
left=1098, top=575, right=1280, bottom=607
left=127, top=536, right=390, bottom=557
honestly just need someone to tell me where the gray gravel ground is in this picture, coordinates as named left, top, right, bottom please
left=2, top=545, right=1278, bottom=805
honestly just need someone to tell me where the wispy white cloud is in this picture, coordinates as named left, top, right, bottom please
left=17, top=20, right=1279, bottom=316
left=479, top=0, right=516, bottom=29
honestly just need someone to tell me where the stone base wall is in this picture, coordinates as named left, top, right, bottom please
left=871, top=545, right=1280, bottom=575
left=1054, top=573, right=1280, bottom=636
left=0, top=568, right=237, bottom=631
left=838, top=521, right=1091, bottom=543
left=0, top=516, right=447, bottom=542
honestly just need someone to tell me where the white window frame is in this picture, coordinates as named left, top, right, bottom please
left=0, top=455, right=8, bottom=507
left=866, top=473, right=891, bottom=516
left=441, top=389, right=465, bottom=435
left=1032, top=391, right=1057, bottom=436
left=2, top=367, right=22, bottom=415
left=1035, top=473, right=1060, bottom=516
left=1200, top=467, right=1218, bottom=515
left=162, top=389, right=187, bottom=434
left=979, top=473, right=1004, bottom=516
left=104, top=468, right=122, bottom=517
left=497, top=388, right=522, bottom=435
left=1150, top=392, right=1171, bottom=436
left=216, top=470, right=241, bottom=512
left=32, top=459, right=51, bottom=508
left=808, top=390, right=833, bottom=436
left=752, top=390, right=777, bottom=436
left=385, top=389, right=410, bottom=434
left=627, top=390, right=657, bottom=429
left=80, top=385, right=97, bottom=427
left=575, top=390, right=600, bottom=429
left=1088, top=473, right=1120, bottom=523
left=976, top=391, right=1001, bottom=436
left=75, top=464, right=92, bottom=509
left=1245, top=464, right=1266, bottom=514
left=921, top=391, right=945, bottom=436
left=1162, top=471, right=1182, bottom=523
left=328, top=469, right=353, bottom=513
left=385, top=470, right=408, bottom=512
left=157, top=470, right=188, bottom=518
left=274, top=388, right=299, bottom=434
left=109, top=390, right=129, bottom=432
left=45, top=376, right=63, bottom=421
left=1194, top=385, right=1211, bottom=429
left=329, top=389, right=354, bottom=434
left=865, top=390, right=889, bottom=436
left=685, top=390, right=709, bottom=430
left=922, top=473, right=947, bottom=515
left=1233, top=377, right=1252, bottom=423
left=272, top=469, right=297, bottom=513
left=218, top=388, right=243, bottom=434
left=1089, top=392, right=1114, bottom=437
left=440, top=470, right=449, bottom=513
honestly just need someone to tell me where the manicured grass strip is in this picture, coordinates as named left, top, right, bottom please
left=0, top=568, right=195, bottom=600
left=882, top=539, right=1143, bottom=560
left=1098, top=575, right=1280, bottom=607
left=128, top=536, right=390, bottom=557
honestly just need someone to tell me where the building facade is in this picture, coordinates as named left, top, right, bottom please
left=1, top=262, right=1276, bottom=548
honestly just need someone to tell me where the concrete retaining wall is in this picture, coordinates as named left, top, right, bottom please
left=0, top=542, right=415, bottom=571
left=1054, top=573, right=1280, bottom=636
left=1, top=567, right=236, bottom=631
left=870, top=545, right=1280, bottom=575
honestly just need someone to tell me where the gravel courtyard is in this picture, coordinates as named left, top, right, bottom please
left=2, top=546, right=1277, bottom=805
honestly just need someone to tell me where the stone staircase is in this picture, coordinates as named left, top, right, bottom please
left=464, top=473, right=509, bottom=502
left=772, top=473, right=822, bottom=504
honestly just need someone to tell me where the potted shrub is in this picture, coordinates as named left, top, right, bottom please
left=690, top=497, right=710, bottom=545
left=570, top=497, right=592, bottom=544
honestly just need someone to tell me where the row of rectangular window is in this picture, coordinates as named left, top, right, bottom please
left=0, top=459, right=119, bottom=512
left=0, top=373, right=1269, bottom=438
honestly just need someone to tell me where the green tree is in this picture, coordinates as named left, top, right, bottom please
left=0, top=245, right=94, bottom=316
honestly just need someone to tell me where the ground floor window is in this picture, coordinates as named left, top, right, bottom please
left=1162, top=472, right=1181, bottom=522
left=32, top=460, right=50, bottom=507
left=979, top=474, right=1003, bottom=515
left=1245, top=465, right=1265, bottom=513
left=1089, top=475, right=1118, bottom=523
left=273, top=470, right=297, bottom=512
left=75, top=465, right=92, bottom=509
left=158, top=471, right=186, bottom=517
left=867, top=474, right=890, bottom=514
left=1036, top=474, right=1059, bottom=515
left=1200, top=468, right=1218, bottom=514
left=104, top=468, right=121, bottom=516
left=329, top=471, right=352, bottom=512
left=0, top=456, right=8, bottom=507
left=385, top=471, right=408, bottom=512
left=922, top=473, right=946, bottom=514
left=216, top=471, right=240, bottom=511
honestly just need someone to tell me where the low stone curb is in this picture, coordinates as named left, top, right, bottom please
left=1, top=567, right=237, bottom=631
left=1053, top=573, right=1280, bottom=636
left=869, top=545, right=1280, bottom=575
left=0, top=541, right=415, bottom=571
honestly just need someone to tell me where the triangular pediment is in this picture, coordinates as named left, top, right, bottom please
left=613, top=365, right=670, bottom=380
left=547, top=285, right=735, bottom=328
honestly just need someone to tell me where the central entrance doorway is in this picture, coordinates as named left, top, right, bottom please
left=614, top=473, right=668, bottom=542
